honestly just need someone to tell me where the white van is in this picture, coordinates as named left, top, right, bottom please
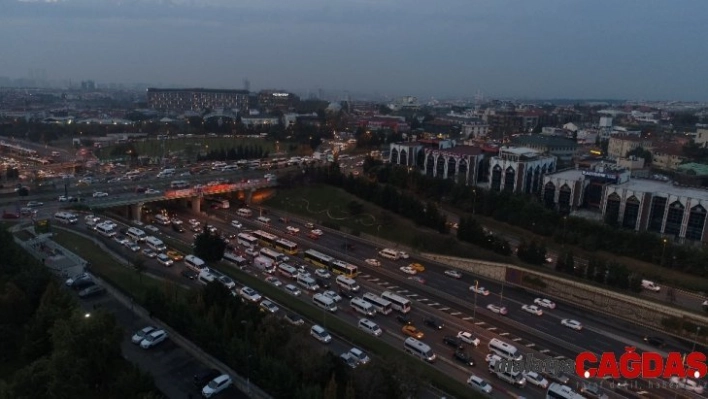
left=184, top=254, right=207, bottom=272
left=642, top=279, right=661, bottom=292
left=350, top=297, right=376, bottom=316
left=126, top=227, right=147, bottom=242
left=358, top=318, right=382, bottom=336
left=488, top=338, right=522, bottom=361
left=95, top=223, right=116, bottom=237
left=336, top=275, right=360, bottom=292
left=297, top=274, right=319, bottom=291
left=378, top=248, right=400, bottom=260
left=54, top=212, right=78, bottom=224
left=236, top=208, right=253, bottom=218
left=145, top=236, right=166, bottom=252
left=277, top=263, right=298, bottom=278
left=256, top=216, right=271, bottom=224
left=253, top=256, right=275, bottom=273
left=198, top=271, right=216, bottom=285
left=404, top=337, right=436, bottom=363
left=154, top=214, right=170, bottom=226
left=313, top=293, right=337, bottom=312
left=223, top=252, right=248, bottom=268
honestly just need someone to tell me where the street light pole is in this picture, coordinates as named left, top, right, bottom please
left=472, top=189, right=477, bottom=215
left=472, top=280, right=478, bottom=322
left=661, top=238, right=668, bottom=266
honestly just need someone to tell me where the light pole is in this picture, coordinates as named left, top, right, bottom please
left=472, top=280, right=479, bottom=322
left=691, top=326, right=701, bottom=354
left=562, top=216, right=568, bottom=247
left=661, top=238, right=668, bottom=266
left=499, top=278, right=505, bottom=308
left=472, top=189, right=477, bottom=215
left=240, top=320, right=251, bottom=394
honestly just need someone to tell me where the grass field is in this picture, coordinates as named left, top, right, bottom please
left=99, top=137, right=278, bottom=160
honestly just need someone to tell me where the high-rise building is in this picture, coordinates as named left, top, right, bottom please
left=146, top=88, right=250, bottom=112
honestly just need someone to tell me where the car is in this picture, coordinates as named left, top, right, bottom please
left=265, top=276, right=282, bottom=287
left=92, top=191, right=108, bottom=197
left=140, top=329, right=168, bottom=349
left=286, top=226, right=300, bottom=235
left=396, top=314, right=412, bottom=325
left=424, top=317, right=444, bottom=330
left=467, top=374, right=493, bottom=394
left=193, top=368, right=221, bottom=388
left=72, top=278, right=95, bottom=291
left=534, top=298, right=556, bottom=309
left=284, top=284, right=301, bottom=296
left=239, top=286, right=262, bottom=303
left=340, top=352, right=359, bottom=369
left=314, top=269, right=331, bottom=279
left=244, top=248, right=259, bottom=257
left=285, top=313, right=304, bottom=326
left=643, top=336, right=665, bottom=347
left=409, top=263, right=425, bottom=272
left=57, top=195, right=74, bottom=202
left=113, top=235, right=129, bottom=245
left=27, top=201, right=44, bottom=207
left=132, top=326, right=157, bottom=344
left=310, top=325, right=332, bottom=343
left=348, top=347, right=370, bottom=365
left=181, top=269, right=198, bottom=280
left=409, top=276, right=426, bottom=284
left=156, top=254, right=173, bottom=267
left=145, top=188, right=161, bottom=195
left=65, top=272, right=89, bottom=287
left=259, top=300, right=279, bottom=314
left=307, top=232, right=319, bottom=240
left=364, top=259, right=381, bottom=267
left=297, top=265, right=311, bottom=277
left=304, top=222, right=315, bottom=229
left=561, top=318, right=583, bottom=331
left=486, top=304, right=508, bottom=315
left=338, top=289, right=354, bottom=299
left=581, top=383, right=609, bottom=398
left=401, top=324, right=425, bottom=339
left=172, top=223, right=185, bottom=233
left=453, top=350, right=475, bottom=367
left=142, top=248, right=157, bottom=258
left=398, top=251, right=409, bottom=259
left=485, top=353, right=501, bottom=363
left=218, top=275, right=236, bottom=289
left=323, top=290, right=342, bottom=302
left=311, top=229, right=323, bottom=236
left=601, top=376, right=629, bottom=389
left=315, top=278, right=331, bottom=289
left=399, top=266, right=417, bottom=275
left=443, top=336, right=463, bottom=349
left=456, top=331, right=481, bottom=346
left=470, top=285, right=490, bottom=296
left=523, top=371, right=549, bottom=388
left=230, top=220, right=242, bottom=229
left=144, top=225, right=159, bottom=233
left=188, top=219, right=200, bottom=227
left=127, top=242, right=141, bottom=252
left=669, top=377, right=704, bottom=394
left=444, top=270, right=462, bottom=279
left=202, top=374, right=232, bottom=398
left=521, top=304, right=543, bottom=316
left=703, top=299, right=708, bottom=308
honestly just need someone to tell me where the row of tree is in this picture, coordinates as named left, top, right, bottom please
left=142, top=279, right=427, bottom=399
left=555, top=253, right=642, bottom=292
left=363, top=160, right=708, bottom=280
left=0, top=229, right=161, bottom=398
left=456, top=217, right=512, bottom=256
left=197, top=145, right=270, bottom=162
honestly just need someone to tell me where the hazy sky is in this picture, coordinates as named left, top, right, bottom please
left=2, top=0, right=708, bottom=100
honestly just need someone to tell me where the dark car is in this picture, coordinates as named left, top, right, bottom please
left=396, top=314, right=412, bottom=325
left=72, top=278, right=95, bottom=291
left=424, top=317, right=444, bottom=330
left=181, top=269, right=198, bottom=280
left=453, top=351, right=475, bottom=367
left=443, top=336, right=463, bottom=349
left=78, top=285, right=106, bottom=298
left=172, top=224, right=185, bottom=233
left=193, top=368, right=221, bottom=388
left=316, top=278, right=331, bottom=289
left=338, top=289, right=354, bottom=299
left=644, top=336, right=665, bottom=347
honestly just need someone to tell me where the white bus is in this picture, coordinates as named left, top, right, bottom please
left=378, top=248, right=400, bottom=260
left=236, top=233, right=258, bottom=249
left=380, top=291, right=412, bottom=314
left=95, top=223, right=116, bottom=237
left=259, top=247, right=288, bottom=264
left=126, top=227, right=147, bottom=242
left=488, top=338, right=522, bottom=361
left=362, top=292, right=392, bottom=315
left=277, top=263, right=298, bottom=279
left=297, top=274, right=319, bottom=291
left=312, top=293, right=337, bottom=312
left=236, top=208, right=253, bottom=218
left=185, top=254, right=208, bottom=272
left=54, top=212, right=78, bottom=224
left=170, top=180, right=190, bottom=189
left=336, top=275, right=360, bottom=292
left=350, top=297, right=376, bottom=317
left=404, top=337, right=436, bottom=363
left=145, top=236, right=166, bottom=252
left=546, top=383, right=586, bottom=399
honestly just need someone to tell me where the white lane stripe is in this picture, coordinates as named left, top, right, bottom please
left=555, top=356, right=565, bottom=360
left=463, top=317, right=473, bottom=320
left=475, top=321, right=485, bottom=325
left=512, top=338, right=522, bottom=342
left=540, top=349, right=550, bottom=353
left=526, top=343, right=536, bottom=348
left=499, top=332, right=509, bottom=336
left=450, top=312, right=461, bottom=316
left=487, top=327, right=497, bottom=331
left=438, top=307, right=449, bottom=311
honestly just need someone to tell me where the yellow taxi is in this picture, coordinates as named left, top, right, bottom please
left=409, top=263, right=426, bottom=273
left=166, top=250, right=184, bottom=262
left=402, top=324, right=425, bottom=339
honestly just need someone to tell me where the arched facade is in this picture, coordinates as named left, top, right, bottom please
left=487, top=148, right=556, bottom=194
left=422, top=148, right=483, bottom=186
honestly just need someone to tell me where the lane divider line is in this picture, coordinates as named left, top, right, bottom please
left=438, top=307, right=449, bottom=311
left=499, top=332, right=509, bottom=336
left=475, top=321, right=485, bottom=325
left=450, top=312, right=461, bottom=316
left=487, top=327, right=497, bottom=331
left=554, top=356, right=565, bottom=360
left=540, top=349, right=550, bottom=353
left=526, top=343, right=536, bottom=348
left=462, top=317, right=473, bottom=320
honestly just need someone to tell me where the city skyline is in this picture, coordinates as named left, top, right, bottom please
left=2, top=0, right=708, bottom=101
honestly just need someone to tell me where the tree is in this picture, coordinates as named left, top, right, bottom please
left=323, top=374, right=338, bottom=399
left=193, top=227, right=227, bottom=262
left=347, top=201, right=363, bottom=216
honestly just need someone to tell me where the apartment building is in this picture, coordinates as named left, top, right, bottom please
left=147, top=88, right=249, bottom=112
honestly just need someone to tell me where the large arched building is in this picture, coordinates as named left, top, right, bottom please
left=422, top=146, right=483, bottom=186
left=485, top=147, right=557, bottom=194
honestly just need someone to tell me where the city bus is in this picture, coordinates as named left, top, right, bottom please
left=380, top=291, right=412, bottom=314
left=329, top=259, right=359, bottom=278
left=252, top=230, right=278, bottom=248
left=259, top=247, right=288, bottom=264
left=362, top=292, right=392, bottom=315
left=303, top=249, right=334, bottom=269
left=170, top=180, right=190, bottom=189
left=546, top=383, right=586, bottom=399
left=274, top=238, right=298, bottom=255
left=237, top=233, right=258, bottom=249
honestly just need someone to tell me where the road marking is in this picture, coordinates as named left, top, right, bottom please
left=487, top=327, right=497, bottom=331
left=438, top=307, right=449, bottom=311
left=450, top=312, right=461, bottom=316
left=428, top=302, right=439, bottom=306
left=387, top=286, right=398, bottom=290
left=499, top=332, right=509, bottom=336
left=526, top=343, right=536, bottom=348
left=512, top=338, right=523, bottom=342
left=462, top=317, right=473, bottom=320
left=555, top=356, right=565, bottom=360
left=418, top=298, right=429, bottom=302
left=475, top=321, right=485, bottom=325
left=368, top=278, right=379, bottom=282
left=540, top=349, right=550, bottom=353
left=407, top=294, right=418, bottom=297
left=397, top=290, right=408, bottom=294
left=360, top=274, right=370, bottom=278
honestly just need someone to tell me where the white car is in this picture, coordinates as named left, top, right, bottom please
left=670, top=377, right=705, bottom=394
left=230, top=220, right=242, bottom=229
left=156, top=254, right=173, bottom=267
left=486, top=304, right=508, bottom=315
left=127, top=243, right=141, bottom=252
left=286, top=226, right=300, bottom=235
left=444, top=270, right=462, bottom=279
left=102, top=221, right=117, bottom=229
left=323, top=290, right=342, bottom=302
left=131, top=326, right=156, bottom=344
left=311, top=229, right=323, bottom=236
left=284, top=284, right=301, bottom=296
left=456, top=331, right=481, bottom=346
left=470, top=286, right=490, bottom=296
left=265, top=276, right=282, bottom=287
left=92, top=191, right=108, bottom=197
left=144, top=225, right=159, bottom=233
left=534, top=298, right=556, bottom=309
left=348, top=347, right=370, bottom=365
left=188, top=219, right=200, bottom=227
left=218, top=275, right=236, bottom=290
left=239, top=286, right=262, bottom=303
left=310, top=325, right=332, bottom=344
left=202, top=374, right=232, bottom=398
left=140, top=329, right=168, bottom=349
left=142, top=248, right=157, bottom=258
left=467, top=374, right=493, bottom=394
left=398, top=251, right=409, bottom=259
left=245, top=248, right=259, bottom=257
left=561, top=319, right=583, bottom=331
left=399, top=266, right=417, bottom=275
left=523, top=371, right=549, bottom=389
left=145, top=188, right=161, bottom=195
left=521, top=304, right=543, bottom=316
left=365, top=259, right=381, bottom=267
left=314, top=269, right=331, bottom=279
left=260, top=300, right=279, bottom=314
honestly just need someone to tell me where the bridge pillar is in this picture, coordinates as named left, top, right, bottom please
left=131, top=203, right=143, bottom=223
left=191, top=197, right=201, bottom=213
left=246, top=189, right=254, bottom=205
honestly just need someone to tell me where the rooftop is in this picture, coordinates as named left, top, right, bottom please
left=500, top=146, right=539, bottom=156
left=511, top=134, right=578, bottom=148
left=619, top=178, right=708, bottom=202
left=547, top=169, right=585, bottom=181
left=427, top=145, right=482, bottom=156
left=147, top=88, right=249, bottom=94
left=677, top=163, right=708, bottom=176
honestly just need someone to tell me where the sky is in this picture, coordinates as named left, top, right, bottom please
left=1, top=0, right=708, bottom=101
